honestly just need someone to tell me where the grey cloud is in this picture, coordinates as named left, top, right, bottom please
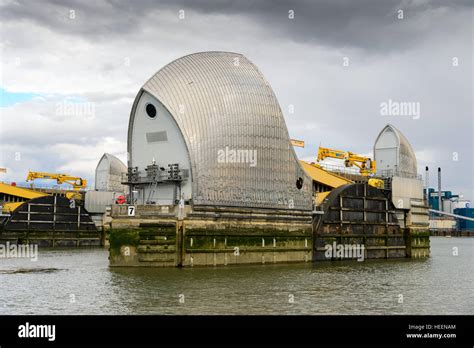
left=1, top=0, right=472, bottom=52
left=0, top=0, right=472, bottom=198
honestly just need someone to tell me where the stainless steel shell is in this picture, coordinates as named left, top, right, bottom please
left=374, top=124, right=418, bottom=178
left=129, top=52, right=312, bottom=210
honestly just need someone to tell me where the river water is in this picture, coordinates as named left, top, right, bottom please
left=0, top=237, right=472, bottom=315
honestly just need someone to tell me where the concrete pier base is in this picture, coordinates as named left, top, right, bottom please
left=109, top=205, right=313, bottom=267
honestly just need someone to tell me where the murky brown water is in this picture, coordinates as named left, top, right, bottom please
left=0, top=237, right=472, bottom=315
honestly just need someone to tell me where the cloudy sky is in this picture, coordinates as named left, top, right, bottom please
left=0, top=0, right=472, bottom=199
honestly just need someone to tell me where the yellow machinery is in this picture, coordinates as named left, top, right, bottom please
left=317, top=146, right=376, bottom=175
left=368, top=178, right=385, bottom=189
left=299, top=161, right=353, bottom=205
left=0, top=182, right=48, bottom=213
left=316, top=146, right=384, bottom=189
left=26, top=171, right=87, bottom=200
left=289, top=140, right=386, bottom=207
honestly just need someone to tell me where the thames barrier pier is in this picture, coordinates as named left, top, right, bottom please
left=109, top=52, right=430, bottom=267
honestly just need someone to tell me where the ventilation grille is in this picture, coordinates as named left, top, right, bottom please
left=146, top=131, right=168, bottom=143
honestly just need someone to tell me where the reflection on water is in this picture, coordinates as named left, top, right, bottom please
left=0, top=238, right=472, bottom=315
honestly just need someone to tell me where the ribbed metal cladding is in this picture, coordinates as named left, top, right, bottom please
left=397, top=128, right=418, bottom=178
left=130, top=51, right=312, bottom=210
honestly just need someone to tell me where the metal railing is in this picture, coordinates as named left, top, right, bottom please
left=429, top=209, right=474, bottom=222
left=379, top=169, right=422, bottom=180
left=2, top=181, right=94, bottom=191
left=315, top=162, right=360, bottom=176
left=121, top=164, right=189, bottom=185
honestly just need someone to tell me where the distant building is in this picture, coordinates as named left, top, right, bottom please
left=426, top=188, right=459, bottom=214
left=423, top=185, right=474, bottom=234
left=454, top=208, right=474, bottom=231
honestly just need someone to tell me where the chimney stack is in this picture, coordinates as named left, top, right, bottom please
left=425, top=166, right=429, bottom=202
left=437, top=167, right=442, bottom=215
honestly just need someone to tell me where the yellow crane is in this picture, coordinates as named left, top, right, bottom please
left=26, top=171, right=87, bottom=200
left=317, top=146, right=376, bottom=175
left=316, top=146, right=384, bottom=189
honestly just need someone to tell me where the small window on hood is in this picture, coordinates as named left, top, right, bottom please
left=146, top=103, right=157, bottom=118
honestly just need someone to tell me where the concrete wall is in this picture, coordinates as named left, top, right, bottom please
left=85, top=191, right=117, bottom=213
left=108, top=179, right=433, bottom=267
left=109, top=205, right=312, bottom=267
left=391, top=176, right=423, bottom=210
